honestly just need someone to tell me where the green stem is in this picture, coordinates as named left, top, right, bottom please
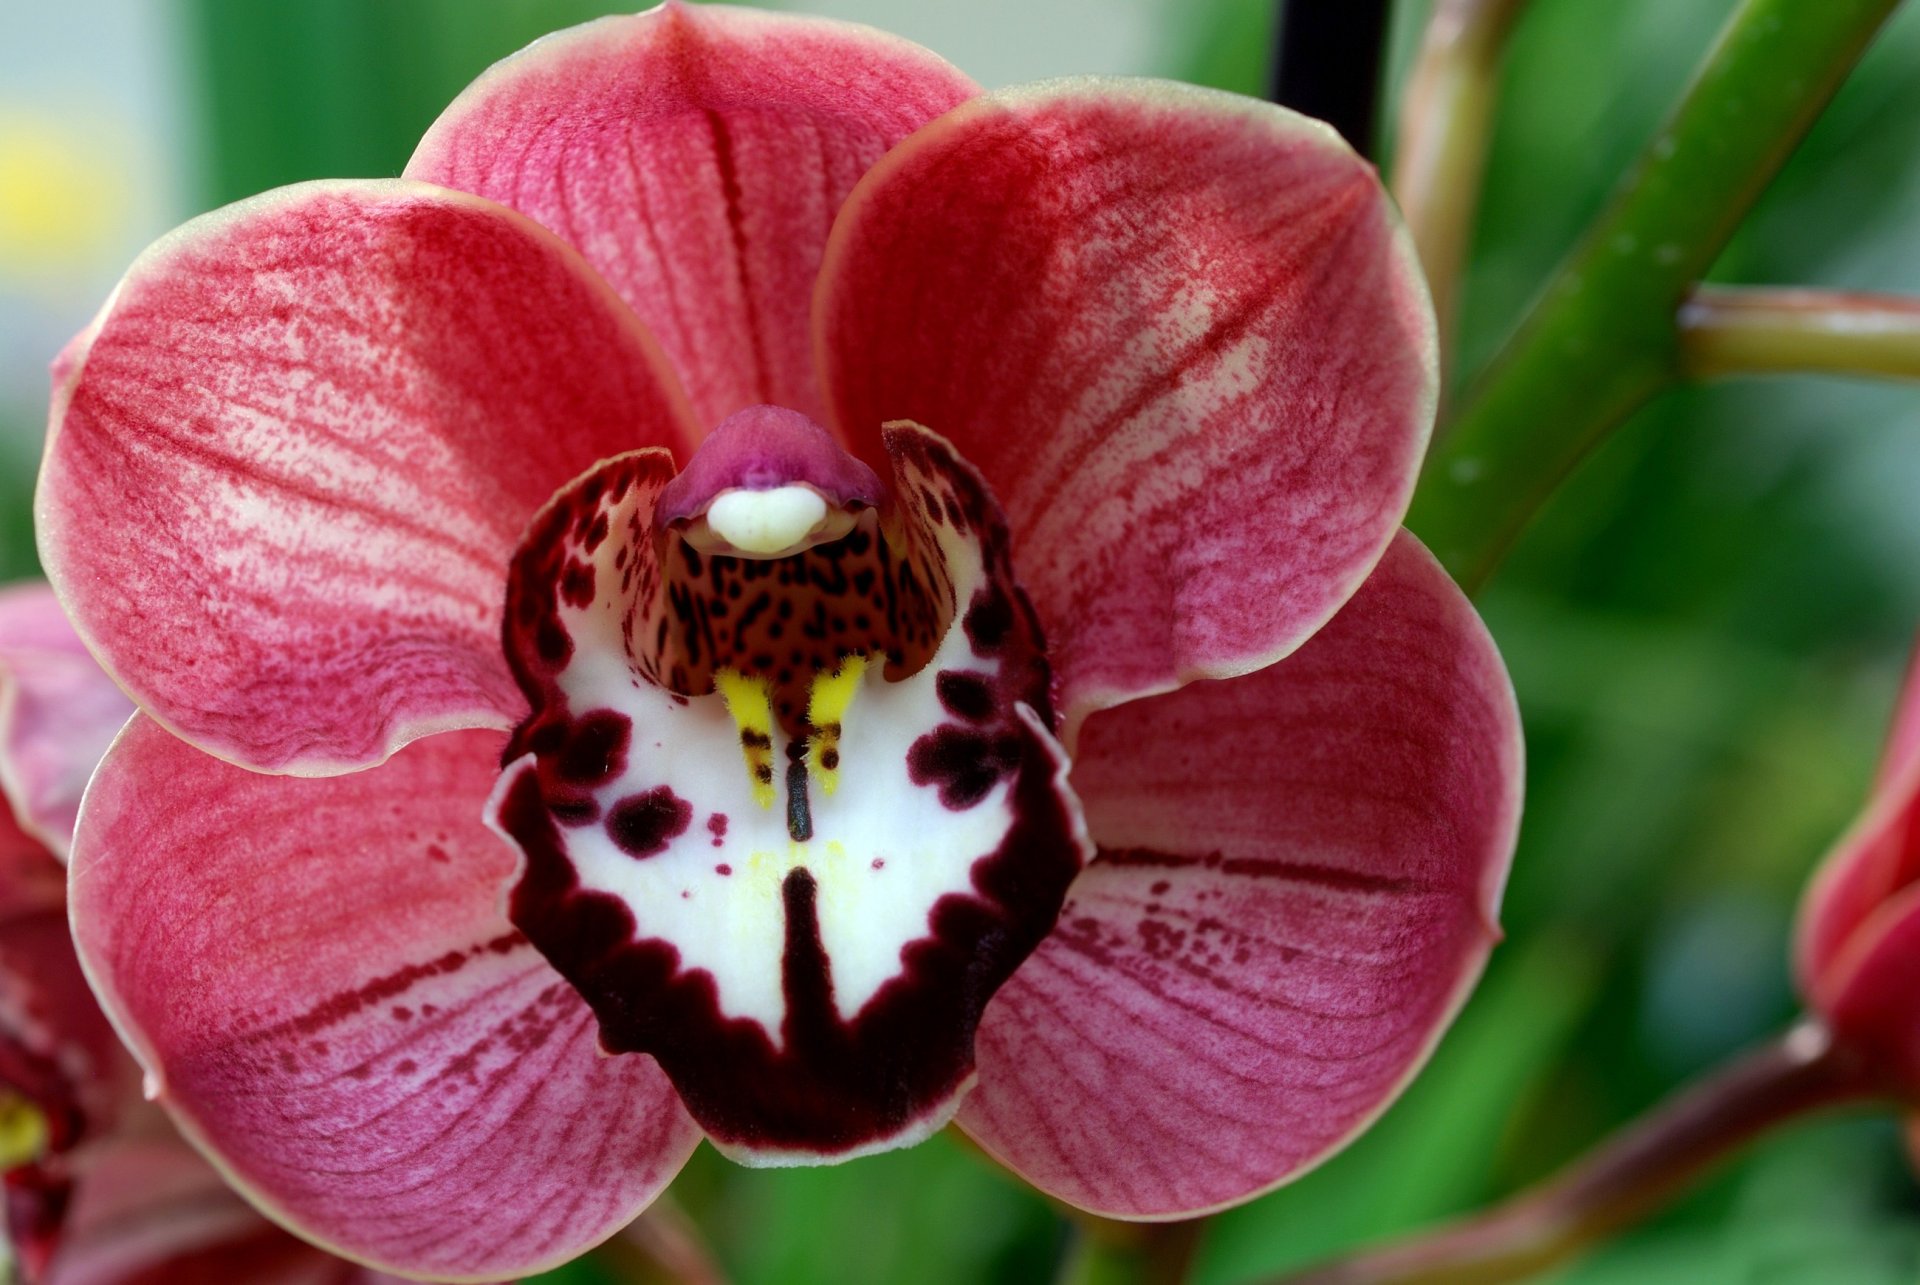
left=1409, top=0, right=1902, bottom=592
left=1270, top=1022, right=1890, bottom=1285
left=1679, top=285, right=1920, bottom=381
left=1055, top=1217, right=1204, bottom=1285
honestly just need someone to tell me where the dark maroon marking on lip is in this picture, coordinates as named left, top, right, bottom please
left=499, top=702, right=1082, bottom=1157
left=935, top=669, right=995, bottom=723
left=559, top=559, right=596, bottom=608
left=708, top=812, right=729, bottom=847
left=606, top=787, right=694, bottom=859
left=716, top=863, right=733, bottom=876
left=557, top=710, right=631, bottom=785
left=962, top=584, right=1013, bottom=653
left=908, top=726, right=1021, bottom=811
left=872, top=857, right=886, bottom=870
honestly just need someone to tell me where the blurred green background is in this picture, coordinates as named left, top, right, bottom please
left=4, top=1, right=1920, bottom=1281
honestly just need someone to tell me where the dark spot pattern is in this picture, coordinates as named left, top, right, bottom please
left=606, top=787, right=693, bottom=858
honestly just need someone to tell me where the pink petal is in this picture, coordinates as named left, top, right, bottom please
left=47, top=1129, right=405, bottom=1285
left=407, top=3, right=977, bottom=430
left=0, top=582, right=132, bottom=855
left=1795, top=650, right=1920, bottom=991
left=819, top=81, right=1437, bottom=741
left=69, top=719, right=700, bottom=1279
left=40, top=181, right=701, bottom=775
left=957, top=533, right=1520, bottom=1217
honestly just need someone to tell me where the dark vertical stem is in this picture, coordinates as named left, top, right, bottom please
left=1267, top=0, right=1394, bottom=157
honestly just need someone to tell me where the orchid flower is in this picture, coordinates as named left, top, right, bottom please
left=0, top=581, right=411, bottom=1284
left=39, top=5, right=1523, bottom=1279
left=1797, top=644, right=1920, bottom=1089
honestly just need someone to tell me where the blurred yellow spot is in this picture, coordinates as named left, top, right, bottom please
left=0, top=1092, right=48, bottom=1169
left=0, top=112, right=124, bottom=276
left=716, top=668, right=777, bottom=808
left=808, top=655, right=867, bottom=795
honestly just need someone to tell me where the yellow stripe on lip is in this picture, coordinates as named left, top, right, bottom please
left=715, top=668, right=778, bottom=809
left=807, top=654, right=867, bottom=796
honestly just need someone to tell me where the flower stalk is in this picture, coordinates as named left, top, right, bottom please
left=1057, top=1216, right=1204, bottom=1285
left=1391, top=0, right=1532, bottom=364
left=1272, top=1022, right=1893, bottom=1285
left=1679, top=286, right=1920, bottom=382
left=1409, top=0, right=1903, bottom=593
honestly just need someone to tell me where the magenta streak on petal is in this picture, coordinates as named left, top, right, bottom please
left=1097, top=848, right=1427, bottom=896
left=492, top=422, right=1087, bottom=1159
left=819, top=81, right=1436, bottom=741
left=38, top=181, right=699, bottom=775
left=655, top=405, right=884, bottom=528
left=959, top=533, right=1521, bottom=1218
left=407, top=3, right=978, bottom=430
left=69, top=719, right=698, bottom=1279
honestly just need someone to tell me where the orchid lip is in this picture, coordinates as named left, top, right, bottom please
left=492, top=418, right=1088, bottom=1162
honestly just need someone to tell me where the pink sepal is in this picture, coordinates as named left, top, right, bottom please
left=958, top=533, right=1520, bottom=1217
left=70, top=719, right=699, bottom=1280
left=409, top=2, right=977, bottom=430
